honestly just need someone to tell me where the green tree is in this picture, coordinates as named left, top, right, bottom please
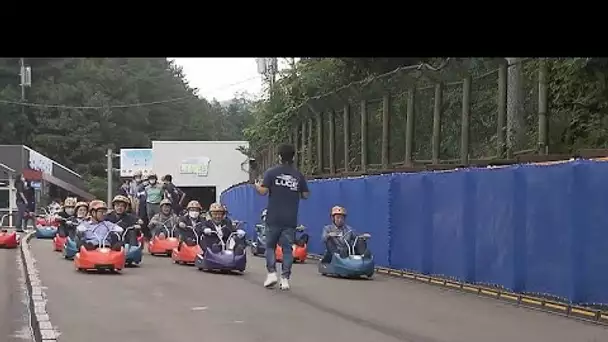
left=0, top=58, right=253, bottom=195
left=245, top=57, right=608, bottom=171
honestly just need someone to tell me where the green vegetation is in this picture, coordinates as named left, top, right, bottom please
left=245, top=58, right=608, bottom=173
left=0, top=58, right=252, bottom=198
left=2, top=58, right=607, bottom=195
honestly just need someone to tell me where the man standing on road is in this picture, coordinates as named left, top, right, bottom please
left=254, top=144, right=309, bottom=290
left=14, top=174, right=28, bottom=232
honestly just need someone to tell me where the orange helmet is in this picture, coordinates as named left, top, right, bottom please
left=89, top=200, right=108, bottom=212
left=111, top=195, right=130, bottom=206
left=209, top=203, right=224, bottom=213
left=75, top=201, right=88, bottom=210
left=63, top=197, right=77, bottom=207
left=186, top=200, right=202, bottom=210
left=331, top=206, right=347, bottom=216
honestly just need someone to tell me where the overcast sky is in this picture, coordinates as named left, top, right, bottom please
left=169, top=58, right=264, bottom=102
left=169, top=58, right=296, bottom=102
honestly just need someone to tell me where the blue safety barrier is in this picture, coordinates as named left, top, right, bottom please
left=221, top=160, right=608, bottom=305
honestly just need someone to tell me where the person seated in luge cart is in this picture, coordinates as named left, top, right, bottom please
left=201, top=203, right=246, bottom=254
left=70, top=201, right=89, bottom=230
left=104, top=195, right=141, bottom=245
left=64, top=201, right=89, bottom=237
left=76, top=200, right=123, bottom=251
left=148, top=199, right=180, bottom=238
left=321, top=206, right=371, bottom=262
left=55, top=197, right=77, bottom=237
left=177, top=200, right=206, bottom=249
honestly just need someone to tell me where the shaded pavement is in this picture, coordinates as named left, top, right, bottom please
left=0, top=246, right=33, bottom=341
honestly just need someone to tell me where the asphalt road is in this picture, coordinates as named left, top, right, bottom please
left=29, top=238, right=608, bottom=342
left=0, top=245, right=33, bottom=342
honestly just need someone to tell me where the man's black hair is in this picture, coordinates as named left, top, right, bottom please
left=163, top=174, right=172, bottom=182
left=278, top=144, right=295, bottom=164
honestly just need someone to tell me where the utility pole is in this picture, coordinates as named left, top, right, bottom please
left=19, top=58, right=31, bottom=133
left=255, top=57, right=279, bottom=171
left=106, top=148, right=120, bottom=204
left=19, top=58, right=31, bottom=101
left=107, top=148, right=113, bottom=204
left=267, top=58, right=278, bottom=160
left=20, top=58, right=25, bottom=101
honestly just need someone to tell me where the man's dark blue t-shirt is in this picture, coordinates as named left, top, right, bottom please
left=262, top=164, right=308, bottom=228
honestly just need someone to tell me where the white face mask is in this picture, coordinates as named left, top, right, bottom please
left=65, top=207, right=75, bottom=216
left=149, top=180, right=157, bottom=185
left=188, top=211, right=200, bottom=219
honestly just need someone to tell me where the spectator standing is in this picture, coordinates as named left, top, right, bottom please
left=13, top=174, right=28, bottom=232
left=23, top=181, right=36, bottom=230
left=129, top=171, right=143, bottom=217
left=118, top=178, right=130, bottom=198
left=144, top=173, right=163, bottom=219
left=162, top=174, right=185, bottom=214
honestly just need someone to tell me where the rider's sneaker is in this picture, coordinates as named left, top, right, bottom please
left=264, top=272, right=278, bottom=288
left=279, top=277, right=290, bottom=290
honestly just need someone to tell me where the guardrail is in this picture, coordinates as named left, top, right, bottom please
left=0, top=213, right=10, bottom=228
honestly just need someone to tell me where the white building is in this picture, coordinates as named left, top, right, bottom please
left=151, top=141, right=250, bottom=209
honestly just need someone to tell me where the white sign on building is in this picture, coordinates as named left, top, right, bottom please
left=120, top=149, right=153, bottom=177
left=179, top=156, right=211, bottom=177
left=28, top=150, right=53, bottom=174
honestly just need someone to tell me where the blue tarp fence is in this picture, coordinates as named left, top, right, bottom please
left=221, top=160, right=608, bottom=305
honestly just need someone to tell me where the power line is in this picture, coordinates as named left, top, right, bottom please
left=0, top=76, right=260, bottom=110
left=0, top=96, right=192, bottom=109
left=195, top=76, right=259, bottom=94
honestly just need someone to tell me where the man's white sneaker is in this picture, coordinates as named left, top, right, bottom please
left=279, top=277, right=290, bottom=290
left=264, top=272, right=278, bottom=288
